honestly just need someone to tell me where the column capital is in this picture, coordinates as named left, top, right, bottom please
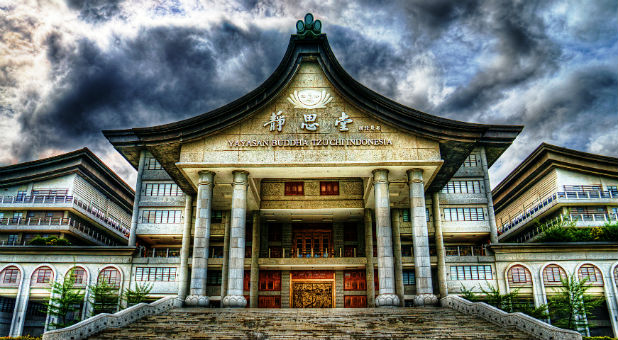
left=232, top=170, right=249, bottom=185
left=406, top=168, right=424, bottom=184
left=372, top=169, right=389, bottom=184
left=198, top=170, right=216, bottom=185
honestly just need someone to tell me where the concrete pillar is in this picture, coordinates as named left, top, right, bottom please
left=128, top=149, right=146, bottom=246
left=178, top=195, right=193, bottom=302
left=391, top=209, right=405, bottom=306
left=408, top=169, right=438, bottom=306
left=249, top=211, right=260, bottom=308
left=222, top=170, right=249, bottom=308
left=480, top=147, right=499, bottom=244
left=221, top=210, right=231, bottom=301
left=432, top=192, right=448, bottom=298
left=9, top=277, right=30, bottom=337
left=364, top=209, right=376, bottom=307
left=185, top=170, right=215, bottom=307
left=372, top=169, right=399, bottom=307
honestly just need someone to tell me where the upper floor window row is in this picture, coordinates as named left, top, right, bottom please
left=31, top=188, right=69, bottom=196
left=441, top=180, right=482, bottom=194
left=443, top=208, right=485, bottom=221
left=144, top=183, right=183, bottom=196
left=284, top=181, right=341, bottom=196
left=144, top=157, right=163, bottom=170
left=462, top=154, right=480, bottom=167
left=402, top=208, right=430, bottom=222
left=141, top=210, right=182, bottom=224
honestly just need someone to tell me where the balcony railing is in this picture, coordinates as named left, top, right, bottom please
left=0, top=217, right=120, bottom=246
left=498, top=189, right=618, bottom=237
left=445, top=245, right=488, bottom=256
left=512, top=213, right=618, bottom=243
left=264, top=247, right=365, bottom=258
left=0, top=195, right=129, bottom=239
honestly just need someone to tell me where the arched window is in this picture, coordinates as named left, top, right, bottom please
left=543, top=265, right=567, bottom=285
left=508, top=265, right=532, bottom=285
left=0, top=266, right=21, bottom=286
left=32, top=266, right=53, bottom=286
left=98, top=267, right=121, bottom=288
left=578, top=264, right=603, bottom=286
left=67, top=267, right=87, bottom=286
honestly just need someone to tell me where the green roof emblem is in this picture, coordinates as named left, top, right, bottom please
left=296, top=13, right=322, bottom=38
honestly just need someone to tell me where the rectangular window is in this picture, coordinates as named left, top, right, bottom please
left=212, top=210, right=223, bottom=223
left=403, top=270, right=416, bottom=285
left=443, top=208, right=485, bottom=221
left=284, top=182, right=304, bottom=196
left=563, top=185, right=602, bottom=192
left=441, top=180, right=482, bottom=194
left=462, top=154, right=479, bottom=167
left=449, top=265, right=493, bottom=280
left=135, top=267, right=177, bottom=282
left=2, top=268, right=19, bottom=284
left=344, top=270, right=366, bottom=291
left=7, top=234, right=18, bottom=244
left=320, top=181, right=339, bottom=195
left=141, top=210, right=182, bottom=224
left=258, top=271, right=281, bottom=291
left=144, top=157, right=163, bottom=170
left=258, top=296, right=281, bottom=308
left=207, top=271, right=222, bottom=286
left=344, top=295, right=367, bottom=308
left=143, top=183, right=183, bottom=196
left=402, top=209, right=410, bottom=222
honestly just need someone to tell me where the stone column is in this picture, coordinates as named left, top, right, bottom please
left=432, top=192, right=448, bottom=298
left=480, top=147, right=499, bottom=244
left=9, top=276, right=30, bottom=336
left=128, top=149, right=146, bottom=246
left=364, top=209, right=376, bottom=307
left=178, top=195, right=193, bottom=301
left=391, top=209, right=405, bottom=306
left=222, top=170, right=249, bottom=308
left=372, top=169, right=399, bottom=307
left=221, top=210, right=230, bottom=301
left=408, top=169, right=438, bottom=306
left=185, top=171, right=215, bottom=307
left=249, top=211, right=260, bottom=308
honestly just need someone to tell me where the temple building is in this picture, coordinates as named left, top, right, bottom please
left=0, top=13, right=616, bottom=339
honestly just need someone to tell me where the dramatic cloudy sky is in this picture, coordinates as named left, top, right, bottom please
left=1, top=0, right=617, bottom=188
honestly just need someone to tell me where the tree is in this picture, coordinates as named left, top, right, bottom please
left=123, top=282, right=153, bottom=306
left=45, top=268, right=85, bottom=329
left=460, top=283, right=549, bottom=320
left=89, top=279, right=120, bottom=315
left=547, top=273, right=605, bottom=333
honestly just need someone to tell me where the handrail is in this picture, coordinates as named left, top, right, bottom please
left=42, top=296, right=181, bottom=340
left=441, top=295, right=581, bottom=340
left=513, top=213, right=618, bottom=243
left=0, top=217, right=120, bottom=246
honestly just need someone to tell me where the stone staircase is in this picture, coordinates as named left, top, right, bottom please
left=86, top=307, right=536, bottom=340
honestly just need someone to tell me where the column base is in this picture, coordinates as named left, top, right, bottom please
left=413, top=294, right=439, bottom=307
left=375, top=294, right=400, bottom=307
left=222, top=295, right=247, bottom=308
left=185, top=295, right=209, bottom=307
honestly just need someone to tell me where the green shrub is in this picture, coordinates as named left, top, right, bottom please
left=27, top=235, right=71, bottom=246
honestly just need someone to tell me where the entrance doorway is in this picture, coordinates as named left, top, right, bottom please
left=290, top=271, right=335, bottom=308
left=292, top=224, right=333, bottom=258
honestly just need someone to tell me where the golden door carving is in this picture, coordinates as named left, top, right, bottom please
left=291, top=282, right=333, bottom=308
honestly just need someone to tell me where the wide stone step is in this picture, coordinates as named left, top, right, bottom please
left=87, top=307, right=536, bottom=340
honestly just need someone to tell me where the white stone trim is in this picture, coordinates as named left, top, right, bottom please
left=42, top=295, right=181, bottom=340
left=441, top=295, right=582, bottom=340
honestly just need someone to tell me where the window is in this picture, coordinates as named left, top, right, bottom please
left=543, top=265, right=566, bottom=285
left=344, top=271, right=366, bottom=291
left=343, top=223, right=357, bottom=242
left=344, top=295, right=367, bottom=308
left=403, top=270, right=416, bottom=285
left=143, top=183, right=183, bottom=196
left=135, top=267, right=177, bottom=282
left=463, top=154, right=479, bottom=167
left=450, top=265, right=493, bottom=280
left=7, top=234, right=18, bottom=244
left=284, top=182, right=304, bottom=196
left=212, top=210, right=223, bottom=223
left=508, top=265, right=532, bottom=285
left=258, top=296, right=281, bottom=308
left=443, top=208, right=485, bottom=221
left=402, top=209, right=410, bottom=222
left=144, top=157, right=163, bottom=170
left=69, top=267, right=87, bottom=285
left=243, top=270, right=251, bottom=291
left=1, top=266, right=20, bottom=285
left=98, top=267, right=121, bottom=288
left=268, top=223, right=282, bottom=242
left=563, top=185, right=602, bottom=192
left=207, top=271, right=222, bottom=286
left=258, top=271, right=281, bottom=291
left=320, top=181, right=339, bottom=195
left=31, top=188, right=69, bottom=196
left=141, top=210, right=182, bottom=224
left=0, top=296, right=15, bottom=313
left=33, top=267, right=53, bottom=284
left=441, top=180, right=482, bottom=194
left=607, top=186, right=617, bottom=194
left=578, top=264, right=603, bottom=285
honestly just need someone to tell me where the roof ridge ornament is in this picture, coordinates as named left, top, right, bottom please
left=296, top=13, right=322, bottom=38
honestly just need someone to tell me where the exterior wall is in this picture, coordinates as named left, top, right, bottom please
left=0, top=174, right=77, bottom=197
left=555, top=168, right=618, bottom=190
left=73, top=175, right=131, bottom=226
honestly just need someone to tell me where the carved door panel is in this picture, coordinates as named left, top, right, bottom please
left=291, top=282, right=333, bottom=308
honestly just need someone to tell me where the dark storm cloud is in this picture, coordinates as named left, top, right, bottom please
left=11, top=21, right=288, bottom=160
left=65, top=0, right=125, bottom=22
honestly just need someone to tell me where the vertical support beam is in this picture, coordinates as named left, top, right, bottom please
left=408, top=169, right=438, bottom=306
left=128, top=149, right=146, bottom=246
left=185, top=171, right=215, bottom=307
left=178, top=195, right=194, bottom=302
left=9, top=276, right=30, bottom=337
left=391, top=209, right=405, bottom=306
left=364, top=209, right=376, bottom=307
left=480, top=147, right=499, bottom=244
left=222, top=170, right=249, bottom=308
left=221, top=210, right=231, bottom=301
left=372, top=169, right=400, bottom=307
left=249, top=211, right=260, bottom=308
left=432, top=192, right=448, bottom=298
